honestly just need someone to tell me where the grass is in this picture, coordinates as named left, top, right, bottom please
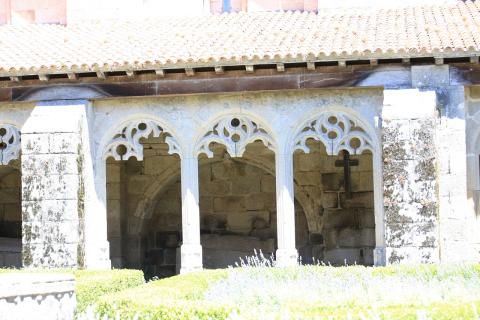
left=93, top=263, right=480, bottom=319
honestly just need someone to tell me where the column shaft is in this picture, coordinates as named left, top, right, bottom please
left=180, top=157, right=202, bottom=273
left=275, top=153, right=298, bottom=267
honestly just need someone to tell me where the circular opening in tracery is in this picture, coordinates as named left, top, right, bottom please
left=232, top=134, right=241, bottom=142
left=0, top=128, right=6, bottom=136
left=328, top=131, right=337, bottom=139
left=0, top=142, right=6, bottom=150
left=138, top=123, right=147, bottom=131
left=231, top=118, right=240, bottom=127
left=350, top=137, right=361, bottom=149
left=116, top=144, right=127, bottom=157
left=328, top=116, right=337, bottom=124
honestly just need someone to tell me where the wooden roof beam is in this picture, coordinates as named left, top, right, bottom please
left=96, top=71, right=106, bottom=79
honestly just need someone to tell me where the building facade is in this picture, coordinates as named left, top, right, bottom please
left=0, top=1, right=479, bottom=277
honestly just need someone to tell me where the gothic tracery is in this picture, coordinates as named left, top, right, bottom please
left=196, top=116, right=275, bottom=158
left=0, top=124, right=21, bottom=165
left=293, top=112, right=374, bottom=156
left=104, top=120, right=181, bottom=160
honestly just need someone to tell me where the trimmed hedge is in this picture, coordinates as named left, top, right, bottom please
left=0, top=268, right=145, bottom=315
left=73, top=269, right=144, bottom=314
left=95, top=270, right=232, bottom=320
left=94, top=265, right=480, bottom=320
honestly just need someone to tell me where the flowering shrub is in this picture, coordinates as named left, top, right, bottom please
left=91, top=255, right=480, bottom=319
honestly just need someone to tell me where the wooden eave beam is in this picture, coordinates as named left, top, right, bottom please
left=67, top=73, right=78, bottom=80
left=96, top=71, right=106, bottom=79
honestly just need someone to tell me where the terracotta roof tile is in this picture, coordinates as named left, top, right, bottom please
left=0, top=1, right=480, bottom=77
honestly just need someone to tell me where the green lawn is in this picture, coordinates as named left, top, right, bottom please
left=93, top=264, right=480, bottom=319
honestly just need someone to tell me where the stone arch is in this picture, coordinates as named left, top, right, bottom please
left=290, top=107, right=378, bottom=156
left=289, top=106, right=385, bottom=265
left=131, top=156, right=316, bottom=236
left=0, top=123, right=21, bottom=166
left=195, top=113, right=277, bottom=158
left=99, top=116, right=182, bottom=161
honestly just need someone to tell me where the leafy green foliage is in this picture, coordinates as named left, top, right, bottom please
left=94, top=264, right=480, bottom=319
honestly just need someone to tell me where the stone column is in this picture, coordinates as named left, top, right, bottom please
left=436, top=86, right=474, bottom=262
left=22, top=100, right=110, bottom=268
left=179, top=156, right=202, bottom=273
left=382, top=89, right=439, bottom=264
left=275, top=153, right=298, bottom=267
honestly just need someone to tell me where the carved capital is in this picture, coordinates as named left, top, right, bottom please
left=0, top=124, right=21, bottom=165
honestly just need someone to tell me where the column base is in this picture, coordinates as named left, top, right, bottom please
left=180, top=244, right=203, bottom=274
left=275, top=248, right=298, bottom=267
left=84, top=241, right=111, bottom=269
left=373, top=246, right=386, bottom=266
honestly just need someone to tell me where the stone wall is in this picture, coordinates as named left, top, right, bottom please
left=21, top=102, right=86, bottom=267
left=382, top=89, right=439, bottom=263
left=0, top=273, right=75, bottom=320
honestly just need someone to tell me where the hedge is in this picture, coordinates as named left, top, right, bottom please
left=94, top=264, right=480, bottom=320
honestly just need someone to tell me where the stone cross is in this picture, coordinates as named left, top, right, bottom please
left=335, top=152, right=359, bottom=198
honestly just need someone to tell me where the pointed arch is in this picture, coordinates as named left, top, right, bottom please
left=292, top=110, right=376, bottom=156
left=195, top=115, right=277, bottom=158
left=101, top=118, right=182, bottom=161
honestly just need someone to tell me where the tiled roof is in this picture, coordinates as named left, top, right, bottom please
left=1, top=1, right=480, bottom=77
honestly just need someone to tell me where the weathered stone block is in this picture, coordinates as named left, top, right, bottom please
left=21, top=134, right=50, bottom=155
left=22, top=174, right=79, bottom=201
left=295, top=153, right=323, bottom=172
left=386, top=246, right=439, bottom=264
left=144, top=155, right=179, bottom=175
left=260, top=175, right=275, bottom=193
left=49, top=133, right=80, bottom=154
left=321, top=173, right=342, bottom=191
left=213, top=196, right=245, bottom=212
left=339, top=192, right=374, bottom=209
left=22, top=199, right=79, bottom=222
left=322, top=192, right=338, bottom=208
left=106, top=163, right=121, bottom=183
left=22, top=154, right=78, bottom=176
left=231, top=171, right=262, bottom=194
left=205, top=180, right=231, bottom=195
left=226, top=210, right=269, bottom=233
left=324, top=248, right=362, bottom=265
left=296, top=172, right=322, bottom=186
left=200, top=196, right=213, bottom=213
left=0, top=188, right=20, bottom=204
left=245, top=193, right=265, bottom=210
